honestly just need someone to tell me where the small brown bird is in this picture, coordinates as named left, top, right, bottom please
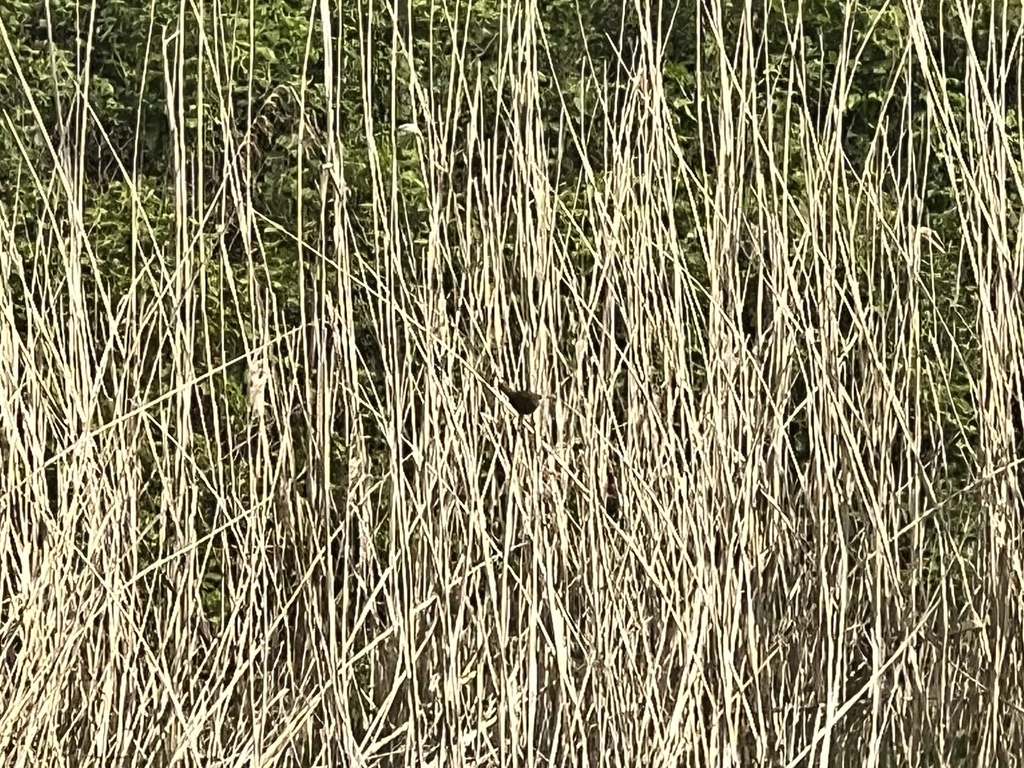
left=498, top=382, right=542, bottom=416
left=604, top=472, right=621, bottom=522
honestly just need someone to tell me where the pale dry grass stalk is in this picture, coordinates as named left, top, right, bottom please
left=0, top=0, right=1021, bottom=766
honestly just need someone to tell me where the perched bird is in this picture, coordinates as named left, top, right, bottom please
left=604, top=472, right=621, bottom=522
left=498, top=382, right=542, bottom=416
